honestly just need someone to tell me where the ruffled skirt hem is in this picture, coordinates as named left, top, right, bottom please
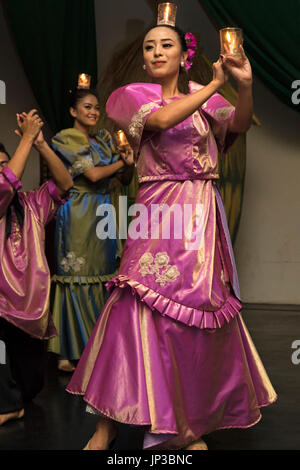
left=106, top=275, right=242, bottom=329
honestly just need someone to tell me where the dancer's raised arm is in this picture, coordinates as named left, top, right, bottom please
left=223, top=46, right=253, bottom=133
left=8, top=109, right=43, bottom=179
left=33, top=133, right=73, bottom=195
left=145, top=59, right=227, bottom=131
left=15, top=112, right=73, bottom=196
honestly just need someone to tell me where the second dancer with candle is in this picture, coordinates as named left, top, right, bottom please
left=48, top=87, right=134, bottom=371
left=67, top=20, right=277, bottom=449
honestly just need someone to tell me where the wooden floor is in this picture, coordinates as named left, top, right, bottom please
left=0, top=306, right=299, bottom=450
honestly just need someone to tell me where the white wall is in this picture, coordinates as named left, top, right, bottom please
left=234, top=81, right=300, bottom=304
left=94, top=0, right=300, bottom=305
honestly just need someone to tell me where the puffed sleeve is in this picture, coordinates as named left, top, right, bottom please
left=0, top=166, right=22, bottom=218
left=106, top=83, right=163, bottom=155
left=25, top=180, right=68, bottom=226
left=190, top=81, right=238, bottom=154
left=51, top=128, right=95, bottom=178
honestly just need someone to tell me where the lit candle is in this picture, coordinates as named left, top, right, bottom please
left=220, top=28, right=243, bottom=58
left=115, top=130, right=129, bottom=149
left=157, top=3, right=177, bottom=27
left=78, top=73, right=91, bottom=89
left=164, top=4, right=170, bottom=23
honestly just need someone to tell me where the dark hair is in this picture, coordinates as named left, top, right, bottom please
left=0, top=143, right=10, bottom=159
left=69, top=88, right=99, bottom=109
left=145, top=24, right=188, bottom=52
left=0, top=143, right=24, bottom=239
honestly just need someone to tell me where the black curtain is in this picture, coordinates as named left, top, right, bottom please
left=3, top=0, right=98, bottom=133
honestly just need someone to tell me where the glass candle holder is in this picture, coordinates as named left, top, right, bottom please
left=115, top=130, right=129, bottom=149
left=157, top=2, right=177, bottom=27
left=77, top=73, right=91, bottom=89
left=220, top=28, right=243, bottom=58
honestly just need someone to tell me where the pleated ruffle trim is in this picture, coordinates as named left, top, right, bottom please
left=106, top=275, right=242, bottom=329
left=52, top=269, right=119, bottom=285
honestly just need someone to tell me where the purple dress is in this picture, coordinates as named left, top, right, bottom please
left=0, top=165, right=66, bottom=339
left=67, top=82, right=277, bottom=449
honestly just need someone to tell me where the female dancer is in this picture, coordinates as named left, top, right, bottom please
left=0, top=111, right=72, bottom=425
left=67, top=26, right=277, bottom=449
left=48, top=88, right=134, bottom=371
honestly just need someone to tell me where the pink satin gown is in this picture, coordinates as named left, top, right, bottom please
left=0, top=166, right=65, bottom=339
left=67, top=81, right=277, bottom=449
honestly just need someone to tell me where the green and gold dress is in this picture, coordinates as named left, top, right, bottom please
left=48, top=128, right=124, bottom=360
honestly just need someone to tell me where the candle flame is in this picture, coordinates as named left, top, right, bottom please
left=116, top=130, right=128, bottom=147
left=221, top=28, right=242, bottom=57
left=164, top=3, right=170, bottom=22
left=80, top=74, right=88, bottom=83
left=78, top=73, right=91, bottom=88
left=118, top=130, right=125, bottom=143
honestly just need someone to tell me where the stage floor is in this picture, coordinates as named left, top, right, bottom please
left=0, top=306, right=299, bottom=450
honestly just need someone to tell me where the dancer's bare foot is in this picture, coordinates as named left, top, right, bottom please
left=83, top=417, right=117, bottom=450
left=58, top=359, right=75, bottom=372
left=185, top=437, right=208, bottom=450
left=0, top=408, right=24, bottom=426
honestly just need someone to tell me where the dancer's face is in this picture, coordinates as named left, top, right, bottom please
left=70, top=94, right=100, bottom=128
left=0, top=152, right=9, bottom=170
left=143, top=27, right=187, bottom=80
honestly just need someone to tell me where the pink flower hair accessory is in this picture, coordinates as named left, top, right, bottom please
left=184, top=32, right=197, bottom=71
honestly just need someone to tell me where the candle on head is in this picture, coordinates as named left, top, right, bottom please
left=157, top=3, right=177, bottom=27
left=78, top=73, right=91, bottom=89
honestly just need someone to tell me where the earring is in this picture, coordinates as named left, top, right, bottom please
left=181, top=61, right=185, bottom=68
left=142, top=64, right=146, bottom=70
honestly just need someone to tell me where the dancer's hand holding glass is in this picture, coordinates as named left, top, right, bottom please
left=118, top=144, right=135, bottom=166
left=221, top=45, right=253, bottom=88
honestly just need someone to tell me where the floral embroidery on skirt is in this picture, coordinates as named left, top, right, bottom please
left=138, top=252, right=180, bottom=286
